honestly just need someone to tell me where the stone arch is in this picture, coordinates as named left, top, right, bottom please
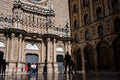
left=113, top=36, right=120, bottom=71
left=0, top=41, right=5, bottom=47
left=96, top=40, right=112, bottom=71
left=84, top=44, right=95, bottom=71
left=74, top=48, right=82, bottom=70
left=26, top=43, right=39, bottom=50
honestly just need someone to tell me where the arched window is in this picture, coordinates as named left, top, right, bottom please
left=26, top=43, right=39, bottom=50
left=96, top=7, right=103, bottom=19
left=85, top=29, right=90, bottom=40
left=74, top=20, right=79, bottom=29
left=73, top=4, right=77, bottom=13
left=114, top=18, right=120, bottom=32
left=74, top=33, right=79, bottom=43
left=83, top=0, right=89, bottom=7
left=56, top=47, right=64, bottom=52
left=111, top=0, right=119, bottom=12
left=98, top=24, right=103, bottom=36
left=84, top=14, right=89, bottom=25
left=0, top=41, right=5, bottom=47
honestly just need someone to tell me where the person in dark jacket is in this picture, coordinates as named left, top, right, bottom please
left=64, top=51, right=71, bottom=74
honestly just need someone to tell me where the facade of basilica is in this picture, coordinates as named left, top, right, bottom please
left=0, top=0, right=71, bottom=74
left=69, top=0, right=120, bottom=72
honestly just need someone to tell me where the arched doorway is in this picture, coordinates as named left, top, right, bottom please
left=74, top=49, right=82, bottom=71
left=113, top=37, right=120, bottom=71
left=84, top=45, right=95, bottom=71
left=96, top=41, right=112, bottom=71
left=25, top=54, right=38, bottom=73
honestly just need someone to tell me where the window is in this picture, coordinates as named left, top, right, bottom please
left=84, top=14, right=89, bottom=25
left=74, top=20, right=79, bottom=29
left=73, top=4, right=77, bottom=13
left=111, top=0, right=120, bottom=12
left=85, top=29, right=90, bottom=40
left=96, top=7, right=103, bottom=19
left=114, top=18, right=120, bottom=32
left=83, top=0, right=89, bottom=7
left=74, top=33, right=79, bottom=43
left=98, top=24, right=103, bottom=36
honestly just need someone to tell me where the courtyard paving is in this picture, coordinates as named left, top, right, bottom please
left=0, top=72, right=120, bottom=80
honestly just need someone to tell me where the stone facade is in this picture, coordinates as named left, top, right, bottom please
left=69, top=0, right=120, bottom=72
left=0, top=0, right=71, bottom=74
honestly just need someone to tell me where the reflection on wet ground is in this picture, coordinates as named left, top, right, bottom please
left=0, top=72, right=120, bottom=80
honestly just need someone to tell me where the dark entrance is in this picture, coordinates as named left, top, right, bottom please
left=113, top=37, right=120, bottom=71
left=26, top=54, right=38, bottom=73
left=74, top=49, right=82, bottom=71
left=56, top=55, right=64, bottom=73
left=84, top=45, right=95, bottom=71
left=0, top=51, right=4, bottom=73
left=97, top=41, right=112, bottom=71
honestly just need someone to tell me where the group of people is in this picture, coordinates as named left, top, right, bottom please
left=25, top=63, right=37, bottom=74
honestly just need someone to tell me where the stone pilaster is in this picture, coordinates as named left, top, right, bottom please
left=68, top=41, right=71, bottom=54
left=17, top=34, right=23, bottom=72
left=81, top=48, right=86, bottom=73
left=6, top=35, right=10, bottom=61
left=10, top=33, right=15, bottom=60
left=93, top=47, right=98, bottom=72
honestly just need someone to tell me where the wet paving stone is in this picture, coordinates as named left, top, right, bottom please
left=0, top=72, right=120, bottom=80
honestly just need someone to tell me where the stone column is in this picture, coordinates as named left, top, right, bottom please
left=21, top=39, right=25, bottom=62
left=41, top=40, right=44, bottom=62
left=17, top=34, right=23, bottom=72
left=10, top=33, right=15, bottom=60
left=53, top=39, right=56, bottom=62
left=47, top=38, right=50, bottom=62
left=39, top=39, right=45, bottom=73
left=6, top=35, right=10, bottom=73
left=6, top=35, right=10, bottom=61
left=9, top=33, right=15, bottom=73
left=93, top=47, right=98, bottom=72
left=64, top=41, right=67, bottom=54
left=53, top=39, right=57, bottom=73
left=68, top=41, right=71, bottom=54
left=46, top=38, right=52, bottom=72
left=81, top=48, right=86, bottom=73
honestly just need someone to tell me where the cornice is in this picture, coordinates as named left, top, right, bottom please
left=13, top=0, right=55, bottom=16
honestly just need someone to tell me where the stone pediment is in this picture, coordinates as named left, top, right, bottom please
left=13, top=0, right=54, bottom=16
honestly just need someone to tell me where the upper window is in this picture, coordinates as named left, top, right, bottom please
left=83, top=0, right=89, bottom=7
left=114, top=18, right=120, bottom=32
left=0, top=41, right=5, bottom=47
left=85, top=29, right=90, bottom=41
left=74, top=20, right=79, bottom=29
left=84, top=14, right=89, bottom=25
left=96, top=7, right=103, bottom=19
left=98, top=24, right=103, bottom=37
left=74, top=33, right=79, bottom=43
left=111, top=0, right=120, bottom=12
left=73, top=4, right=77, bottom=13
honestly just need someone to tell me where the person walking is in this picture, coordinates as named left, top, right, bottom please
left=64, top=51, right=71, bottom=74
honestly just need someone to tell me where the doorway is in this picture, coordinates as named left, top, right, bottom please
left=25, top=54, right=38, bottom=73
left=56, top=55, right=64, bottom=73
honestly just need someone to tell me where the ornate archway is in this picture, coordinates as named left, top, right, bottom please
left=96, top=41, right=112, bottom=71
left=84, top=45, right=95, bottom=71
left=113, top=36, right=120, bottom=71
